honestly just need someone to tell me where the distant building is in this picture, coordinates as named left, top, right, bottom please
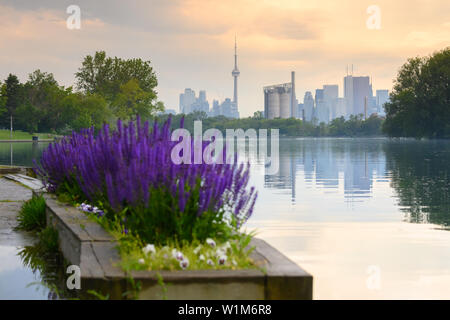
left=376, top=90, right=389, bottom=116
left=297, top=103, right=304, bottom=120
left=344, top=75, right=370, bottom=117
left=303, top=91, right=315, bottom=122
left=179, top=88, right=209, bottom=114
left=315, top=100, right=329, bottom=124
left=334, top=98, right=347, bottom=119
left=179, top=88, right=196, bottom=114
left=264, top=72, right=296, bottom=119
left=322, top=84, right=339, bottom=123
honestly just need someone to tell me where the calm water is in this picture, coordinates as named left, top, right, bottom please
left=0, top=142, right=49, bottom=167
left=1, top=139, right=450, bottom=299
left=245, top=138, right=450, bottom=299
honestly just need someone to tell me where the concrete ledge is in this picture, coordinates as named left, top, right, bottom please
left=40, top=192, right=313, bottom=300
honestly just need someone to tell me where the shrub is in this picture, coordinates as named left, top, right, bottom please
left=35, top=117, right=257, bottom=244
left=16, top=195, right=47, bottom=231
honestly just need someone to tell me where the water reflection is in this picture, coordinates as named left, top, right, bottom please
left=384, top=140, right=450, bottom=228
left=0, top=142, right=49, bottom=167
left=248, top=138, right=450, bottom=299
left=261, top=138, right=449, bottom=228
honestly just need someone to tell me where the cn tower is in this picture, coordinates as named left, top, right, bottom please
left=231, top=36, right=240, bottom=111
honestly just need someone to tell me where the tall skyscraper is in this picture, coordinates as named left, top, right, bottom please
left=376, top=90, right=389, bottom=115
left=323, top=84, right=339, bottom=121
left=303, top=91, right=315, bottom=122
left=179, top=88, right=196, bottom=114
left=179, top=88, right=209, bottom=114
left=344, top=75, right=370, bottom=117
left=232, top=36, right=240, bottom=115
left=344, top=75, right=354, bottom=117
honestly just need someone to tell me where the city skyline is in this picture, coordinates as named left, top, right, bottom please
left=0, top=1, right=448, bottom=117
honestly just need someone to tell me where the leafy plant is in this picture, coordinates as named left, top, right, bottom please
left=16, top=195, right=47, bottom=231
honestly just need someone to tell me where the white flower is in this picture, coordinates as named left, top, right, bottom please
left=199, top=254, right=205, bottom=261
left=193, top=245, right=202, bottom=255
left=142, top=244, right=156, bottom=255
left=180, top=258, right=189, bottom=269
left=172, top=249, right=184, bottom=261
left=221, top=241, right=231, bottom=252
left=206, top=238, right=216, bottom=248
left=232, top=259, right=238, bottom=266
left=215, top=248, right=226, bottom=258
left=138, top=258, right=145, bottom=265
left=218, top=255, right=227, bottom=265
left=206, top=259, right=214, bottom=266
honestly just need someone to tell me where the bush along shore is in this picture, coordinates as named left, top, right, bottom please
left=34, top=116, right=259, bottom=273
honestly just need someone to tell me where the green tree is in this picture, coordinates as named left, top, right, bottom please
left=0, top=74, right=24, bottom=129
left=383, top=47, right=450, bottom=138
left=112, top=79, right=162, bottom=121
left=75, top=51, right=158, bottom=101
left=15, top=102, right=40, bottom=134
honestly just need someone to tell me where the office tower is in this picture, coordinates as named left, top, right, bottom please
left=179, top=88, right=209, bottom=114
left=303, top=91, right=315, bottom=122
left=264, top=71, right=296, bottom=119
left=376, top=90, right=389, bottom=115
left=344, top=75, right=370, bottom=117
left=298, top=103, right=304, bottom=120
left=314, top=88, right=329, bottom=123
left=353, top=77, right=370, bottom=116
left=179, top=88, right=196, bottom=114
left=335, top=98, right=347, bottom=118
left=210, top=99, right=220, bottom=117
left=344, top=75, right=354, bottom=118
left=323, top=85, right=339, bottom=121
left=315, top=89, right=324, bottom=104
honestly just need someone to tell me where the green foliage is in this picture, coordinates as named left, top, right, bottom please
left=75, top=51, right=162, bottom=120
left=16, top=195, right=47, bottom=231
left=153, top=113, right=384, bottom=137
left=383, top=47, right=450, bottom=138
left=38, top=226, right=59, bottom=252
left=0, top=51, right=163, bottom=134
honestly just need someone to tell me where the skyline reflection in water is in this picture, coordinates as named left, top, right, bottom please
left=247, top=138, right=450, bottom=299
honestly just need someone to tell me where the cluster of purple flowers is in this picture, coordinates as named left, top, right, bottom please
left=35, top=117, right=257, bottom=231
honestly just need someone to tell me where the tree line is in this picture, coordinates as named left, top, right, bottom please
left=0, top=51, right=163, bottom=134
left=383, top=47, right=449, bottom=139
left=154, top=112, right=384, bottom=137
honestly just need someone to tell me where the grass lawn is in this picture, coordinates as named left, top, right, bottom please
left=0, top=129, right=55, bottom=140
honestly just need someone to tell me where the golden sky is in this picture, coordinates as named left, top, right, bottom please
left=0, top=0, right=448, bottom=116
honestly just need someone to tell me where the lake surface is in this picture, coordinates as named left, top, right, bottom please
left=1, top=138, right=450, bottom=299
left=245, top=138, right=450, bottom=299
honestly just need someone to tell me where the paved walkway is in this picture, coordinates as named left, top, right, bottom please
left=0, top=178, right=34, bottom=246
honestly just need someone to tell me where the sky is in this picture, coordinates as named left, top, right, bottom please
left=0, top=0, right=448, bottom=117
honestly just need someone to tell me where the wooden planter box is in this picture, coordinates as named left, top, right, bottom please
left=39, top=192, right=313, bottom=300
